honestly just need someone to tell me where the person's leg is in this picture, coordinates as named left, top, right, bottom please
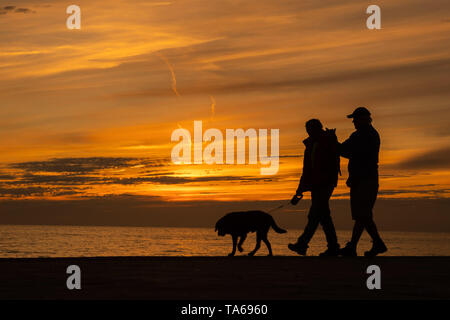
left=339, top=186, right=362, bottom=256
left=349, top=220, right=364, bottom=247
left=289, top=189, right=320, bottom=255
left=296, top=189, right=321, bottom=245
left=364, top=217, right=387, bottom=257
left=362, top=182, right=387, bottom=256
left=318, top=187, right=339, bottom=250
left=297, top=216, right=320, bottom=245
left=362, top=182, right=384, bottom=243
left=321, top=215, right=338, bottom=247
left=349, top=184, right=365, bottom=248
left=319, top=215, right=340, bottom=256
left=364, top=218, right=382, bottom=243
left=339, top=221, right=362, bottom=256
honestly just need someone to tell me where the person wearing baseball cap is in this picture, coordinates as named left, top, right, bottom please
left=347, top=106, right=371, bottom=119
left=339, top=107, right=387, bottom=257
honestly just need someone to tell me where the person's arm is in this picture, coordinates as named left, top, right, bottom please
left=291, top=169, right=307, bottom=205
left=367, top=129, right=380, bottom=166
left=291, top=144, right=310, bottom=205
left=296, top=175, right=307, bottom=195
left=295, top=150, right=311, bottom=195
left=339, top=134, right=354, bottom=159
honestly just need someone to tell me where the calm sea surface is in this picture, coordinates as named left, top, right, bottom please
left=0, top=225, right=449, bottom=258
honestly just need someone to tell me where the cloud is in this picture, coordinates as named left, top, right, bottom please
left=109, top=54, right=450, bottom=98
left=112, top=175, right=274, bottom=185
left=14, top=8, right=33, bottom=14
left=3, top=172, right=273, bottom=187
left=10, top=157, right=164, bottom=174
left=379, top=188, right=450, bottom=196
left=0, top=186, right=83, bottom=197
left=395, top=146, right=450, bottom=170
left=431, top=125, right=450, bottom=137
left=15, top=173, right=111, bottom=186
left=1, top=157, right=276, bottom=200
left=0, top=6, right=35, bottom=15
left=333, top=187, right=450, bottom=197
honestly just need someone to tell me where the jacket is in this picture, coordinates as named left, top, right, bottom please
left=340, top=125, right=380, bottom=187
left=296, top=129, right=340, bottom=193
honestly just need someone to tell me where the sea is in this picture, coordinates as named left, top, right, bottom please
left=0, top=225, right=449, bottom=258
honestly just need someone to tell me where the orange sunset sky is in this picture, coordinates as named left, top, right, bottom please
left=0, top=0, right=449, bottom=206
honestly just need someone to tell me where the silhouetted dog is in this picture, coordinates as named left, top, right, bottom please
left=215, top=210, right=287, bottom=256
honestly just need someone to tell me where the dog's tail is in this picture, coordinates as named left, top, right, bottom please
left=270, top=217, right=287, bottom=234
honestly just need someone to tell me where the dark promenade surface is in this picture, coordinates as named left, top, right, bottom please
left=0, top=256, right=448, bottom=300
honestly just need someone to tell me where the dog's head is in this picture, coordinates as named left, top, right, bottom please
left=214, top=218, right=226, bottom=236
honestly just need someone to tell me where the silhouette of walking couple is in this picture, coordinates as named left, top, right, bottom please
left=288, top=107, right=387, bottom=257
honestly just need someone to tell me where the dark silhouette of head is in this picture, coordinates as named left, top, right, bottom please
left=215, top=218, right=227, bottom=236
left=305, top=119, right=324, bottom=140
left=347, top=107, right=372, bottom=130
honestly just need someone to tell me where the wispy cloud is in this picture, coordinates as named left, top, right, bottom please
left=0, top=186, right=83, bottom=197
left=157, top=53, right=180, bottom=97
left=0, top=157, right=277, bottom=199
left=0, top=6, right=35, bottom=15
left=395, top=146, right=450, bottom=170
left=10, top=157, right=147, bottom=174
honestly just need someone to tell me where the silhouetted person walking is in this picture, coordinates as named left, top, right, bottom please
left=288, top=119, right=340, bottom=256
left=339, top=107, right=387, bottom=257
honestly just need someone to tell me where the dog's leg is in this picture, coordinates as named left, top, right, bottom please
left=238, top=234, right=247, bottom=252
left=248, top=232, right=261, bottom=256
left=229, top=234, right=238, bottom=256
left=262, top=234, right=273, bottom=256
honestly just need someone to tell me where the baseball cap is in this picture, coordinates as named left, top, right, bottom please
left=347, top=107, right=371, bottom=119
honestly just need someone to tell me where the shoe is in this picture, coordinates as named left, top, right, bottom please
left=288, top=243, right=308, bottom=255
left=339, top=242, right=357, bottom=257
left=364, top=241, right=387, bottom=257
left=319, top=245, right=340, bottom=257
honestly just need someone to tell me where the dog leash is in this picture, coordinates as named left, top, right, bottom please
left=267, top=194, right=304, bottom=213
left=267, top=200, right=292, bottom=213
